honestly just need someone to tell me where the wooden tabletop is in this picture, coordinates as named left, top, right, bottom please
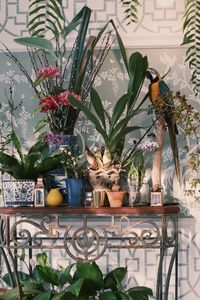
left=0, top=205, right=180, bottom=216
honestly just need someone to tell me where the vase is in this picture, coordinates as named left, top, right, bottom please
left=128, top=183, right=150, bottom=206
left=2, top=179, right=35, bottom=207
left=44, top=134, right=79, bottom=204
left=66, top=178, right=84, bottom=207
left=106, top=191, right=126, bottom=208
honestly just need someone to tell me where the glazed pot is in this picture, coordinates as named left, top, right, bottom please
left=106, top=191, right=126, bottom=207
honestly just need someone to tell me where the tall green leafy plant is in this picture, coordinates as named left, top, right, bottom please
left=0, top=252, right=153, bottom=300
left=182, top=0, right=200, bottom=96
left=69, top=51, right=149, bottom=168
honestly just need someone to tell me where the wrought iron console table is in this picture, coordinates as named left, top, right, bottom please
left=0, top=205, right=179, bottom=300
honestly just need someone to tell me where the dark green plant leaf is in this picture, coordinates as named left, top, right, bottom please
left=3, top=271, right=31, bottom=288
left=128, top=286, right=153, bottom=300
left=90, top=88, right=106, bottom=130
left=0, top=152, right=24, bottom=179
left=64, top=278, right=84, bottom=297
left=68, top=95, right=108, bottom=143
left=103, top=267, right=127, bottom=291
left=59, top=264, right=75, bottom=286
left=33, top=291, right=52, bottom=300
left=76, top=262, right=104, bottom=291
left=99, top=291, right=117, bottom=300
left=127, top=52, right=148, bottom=109
left=110, top=93, right=130, bottom=128
left=34, top=265, right=60, bottom=286
left=10, top=131, right=23, bottom=161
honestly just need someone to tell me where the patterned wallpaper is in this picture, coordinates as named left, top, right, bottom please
left=0, top=0, right=184, bottom=49
left=1, top=1, right=200, bottom=300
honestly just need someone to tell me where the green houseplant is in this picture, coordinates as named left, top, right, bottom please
left=0, top=252, right=153, bottom=300
left=69, top=52, right=151, bottom=195
left=0, top=131, right=62, bottom=206
left=0, top=131, right=61, bottom=180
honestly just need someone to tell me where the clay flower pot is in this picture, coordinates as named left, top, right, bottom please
left=106, top=191, right=126, bottom=207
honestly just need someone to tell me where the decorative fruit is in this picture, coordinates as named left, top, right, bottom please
left=46, top=188, right=63, bottom=207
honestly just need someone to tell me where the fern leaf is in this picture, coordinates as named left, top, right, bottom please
left=121, top=0, right=140, bottom=24
left=182, top=0, right=200, bottom=96
left=28, top=0, right=64, bottom=38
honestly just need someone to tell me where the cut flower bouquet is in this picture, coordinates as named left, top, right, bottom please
left=2, top=2, right=128, bottom=137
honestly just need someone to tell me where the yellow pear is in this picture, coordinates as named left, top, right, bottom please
left=46, top=188, right=63, bottom=207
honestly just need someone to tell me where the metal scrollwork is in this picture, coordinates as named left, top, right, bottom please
left=107, top=216, right=161, bottom=248
left=0, top=216, right=8, bottom=247
left=163, top=215, right=177, bottom=246
left=10, top=216, right=55, bottom=247
left=63, top=218, right=107, bottom=262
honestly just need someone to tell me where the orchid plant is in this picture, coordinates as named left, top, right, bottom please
left=59, top=145, right=87, bottom=179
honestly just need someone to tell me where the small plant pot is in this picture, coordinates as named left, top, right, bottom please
left=106, top=191, right=126, bottom=207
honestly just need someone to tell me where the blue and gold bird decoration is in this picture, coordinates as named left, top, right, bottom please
left=146, top=68, right=181, bottom=184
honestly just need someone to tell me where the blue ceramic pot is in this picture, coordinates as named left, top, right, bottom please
left=66, top=178, right=84, bottom=207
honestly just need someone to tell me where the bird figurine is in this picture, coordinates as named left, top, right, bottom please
left=146, top=68, right=181, bottom=184
left=85, top=145, right=98, bottom=170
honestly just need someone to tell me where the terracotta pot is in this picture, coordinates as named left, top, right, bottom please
left=106, top=191, right=126, bottom=207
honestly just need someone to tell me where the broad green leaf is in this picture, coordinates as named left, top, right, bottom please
left=76, top=262, right=104, bottom=290
left=99, top=291, right=117, bottom=300
left=64, top=278, right=84, bottom=296
left=14, top=37, right=53, bottom=51
left=10, top=131, right=23, bottom=161
left=90, top=88, right=106, bottom=130
left=110, top=93, right=130, bottom=128
left=68, top=95, right=108, bottom=143
left=59, top=264, right=75, bottom=286
left=104, top=267, right=127, bottom=290
left=33, top=291, right=52, bottom=300
left=128, top=286, right=153, bottom=300
left=34, top=265, right=60, bottom=286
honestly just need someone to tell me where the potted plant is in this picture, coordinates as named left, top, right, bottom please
left=0, top=131, right=62, bottom=207
left=69, top=52, right=152, bottom=206
left=59, top=145, right=87, bottom=206
left=0, top=252, right=153, bottom=300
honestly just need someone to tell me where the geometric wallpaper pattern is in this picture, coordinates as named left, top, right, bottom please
left=0, top=0, right=184, bottom=49
left=1, top=1, right=200, bottom=300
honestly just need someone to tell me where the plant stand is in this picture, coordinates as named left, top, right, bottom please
left=0, top=205, right=179, bottom=300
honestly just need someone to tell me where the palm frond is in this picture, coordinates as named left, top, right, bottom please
left=182, top=0, right=200, bottom=96
left=28, top=0, right=64, bottom=38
